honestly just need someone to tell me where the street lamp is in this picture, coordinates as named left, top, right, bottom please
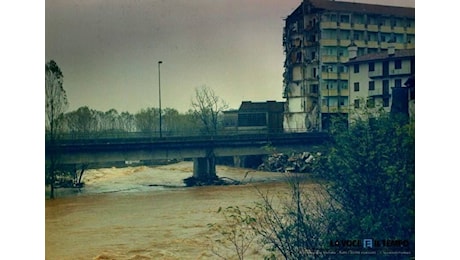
left=158, top=61, right=163, bottom=138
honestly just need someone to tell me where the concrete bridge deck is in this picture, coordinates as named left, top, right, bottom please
left=46, top=132, right=329, bottom=180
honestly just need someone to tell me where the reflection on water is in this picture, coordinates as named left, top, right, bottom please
left=46, top=162, right=295, bottom=259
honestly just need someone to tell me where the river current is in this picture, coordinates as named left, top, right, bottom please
left=45, top=161, right=301, bottom=259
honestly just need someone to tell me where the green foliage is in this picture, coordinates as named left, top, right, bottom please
left=313, top=112, right=415, bottom=247
left=209, top=111, right=415, bottom=258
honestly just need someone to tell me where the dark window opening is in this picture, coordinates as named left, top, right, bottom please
left=354, top=99, right=360, bottom=108
left=369, top=81, right=375, bottom=91
left=369, top=62, right=375, bottom=72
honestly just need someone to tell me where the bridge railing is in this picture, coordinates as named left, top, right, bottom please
left=45, top=128, right=328, bottom=145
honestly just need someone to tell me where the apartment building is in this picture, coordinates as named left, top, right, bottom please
left=347, top=47, right=415, bottom=122
left=282, top=0, right=415, bottom=132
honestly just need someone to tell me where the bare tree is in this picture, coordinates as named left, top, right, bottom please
left=64, top=106, right=96, bottom=135
left=191, top=86, right=228, bottom=135
left=45, top=60, right=69, bottom=199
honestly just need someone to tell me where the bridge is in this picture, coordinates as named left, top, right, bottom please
left=46, top=131, right=329, bottom=181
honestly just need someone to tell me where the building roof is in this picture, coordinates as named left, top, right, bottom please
left=347, top=49, right=415, bottom=64
left=288, top=0, right=415, bottom=20
left=239, top=101, right=284, bottom=113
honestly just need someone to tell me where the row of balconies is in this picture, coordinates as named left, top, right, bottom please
left=320, top=21, right=415, bottom=34
left=321, top=105, right=349, bottom=113
left=321, top=88, right=348, bottom=97
left=321, top=71, right=349, bottom=80
left=320, top=39, right=412, bottom=48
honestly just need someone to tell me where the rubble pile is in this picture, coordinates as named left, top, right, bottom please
left=258, top=152, right=320, bottom=173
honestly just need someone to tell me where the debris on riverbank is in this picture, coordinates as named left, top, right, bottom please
left=257, top=152, right=321, bottom=173
left=183, top=176, right=242, bottom=187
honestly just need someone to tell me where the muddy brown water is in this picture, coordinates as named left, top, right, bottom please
left=45, top=162, right=315, bottom=259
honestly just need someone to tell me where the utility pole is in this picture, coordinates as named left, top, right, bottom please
left=158, top=61, right=163, bottom=138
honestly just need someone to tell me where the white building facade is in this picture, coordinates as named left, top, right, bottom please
left=346, top=48, right=414, bottom=122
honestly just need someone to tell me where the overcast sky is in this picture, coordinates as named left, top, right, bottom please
left=46, top=0, right=415, bottom=113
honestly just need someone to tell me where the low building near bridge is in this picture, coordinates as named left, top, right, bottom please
left=223, top=101, right=285, bottom=134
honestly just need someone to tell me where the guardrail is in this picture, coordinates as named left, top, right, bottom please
left=46, top=129, right=324, bottom=141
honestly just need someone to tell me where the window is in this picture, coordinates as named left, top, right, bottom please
left=354, top=99, right=360, bottom=108
left=330, top=13, right=337, bottom=22
left=354, top=33, right=360, bottom=41
left=395, top=79, right=402, bottom=87
left=369, top=62, right=375, bottom=72
left=354, top=82, right=360, bottom=92
left=367, top=98, right=375, bottom=108
left=353, top=64, right=359, bottom=73
left=395, top=59, right=402, bottom=69
left=310, top=84, right=318, bottom=94
left=340, top=14, right=350, bottom=23
left=383, top=98, right=390, bottom=107
left=369, top=81, right=375, bottom=91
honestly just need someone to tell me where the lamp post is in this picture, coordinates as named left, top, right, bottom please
left=158, top=61, right=163, bottom=138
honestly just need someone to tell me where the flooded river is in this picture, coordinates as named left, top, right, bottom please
left=45, top=162, right=305, bottom=259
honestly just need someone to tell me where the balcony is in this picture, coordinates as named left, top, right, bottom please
left=338, top=22, right=351, bottom=30
left=321, top=88, right=339, bottom=96
left=352, top=23, right=366, bottom=31
left=338, top=39, right=351, bottom=47
left=321, top=71, right=338, bottom=80
left=321, top=106, right=349, bottom=113
left=321, top=88, right=349, bottom=97
left=338, top=72, right=349, bottom=79
left=367, top=41, right=379, bottom=48
left=367, top=24, right=379, bottom=32
left=320, top=21, right=338, bottom=29
left=354, top=40, right=366, bottom=48
left=320, top=39, right=338, bottom=46
left=393, top=26, right=405, bottom=34
left=393, top=42, right=405, bottom=49
left=338, top=56, right=349, bottom=63
left=322, top=55, right=338, bottom=63
left=380, top=42, right=389, bottom=49
left=380, top=25, right=392, bottom=33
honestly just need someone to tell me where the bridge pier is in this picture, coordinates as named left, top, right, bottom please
left=193, top=157, right=217, bottom=181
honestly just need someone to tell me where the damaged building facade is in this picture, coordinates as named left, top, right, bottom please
left=282, top=0, right=415, bottom=131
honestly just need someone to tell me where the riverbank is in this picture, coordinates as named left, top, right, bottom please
left=45, top=161, right=302, bottom=199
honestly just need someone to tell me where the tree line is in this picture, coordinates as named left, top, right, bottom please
left=45, top=59, right=228, bottom=198
left=61, top=106, right=202, bottom=136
